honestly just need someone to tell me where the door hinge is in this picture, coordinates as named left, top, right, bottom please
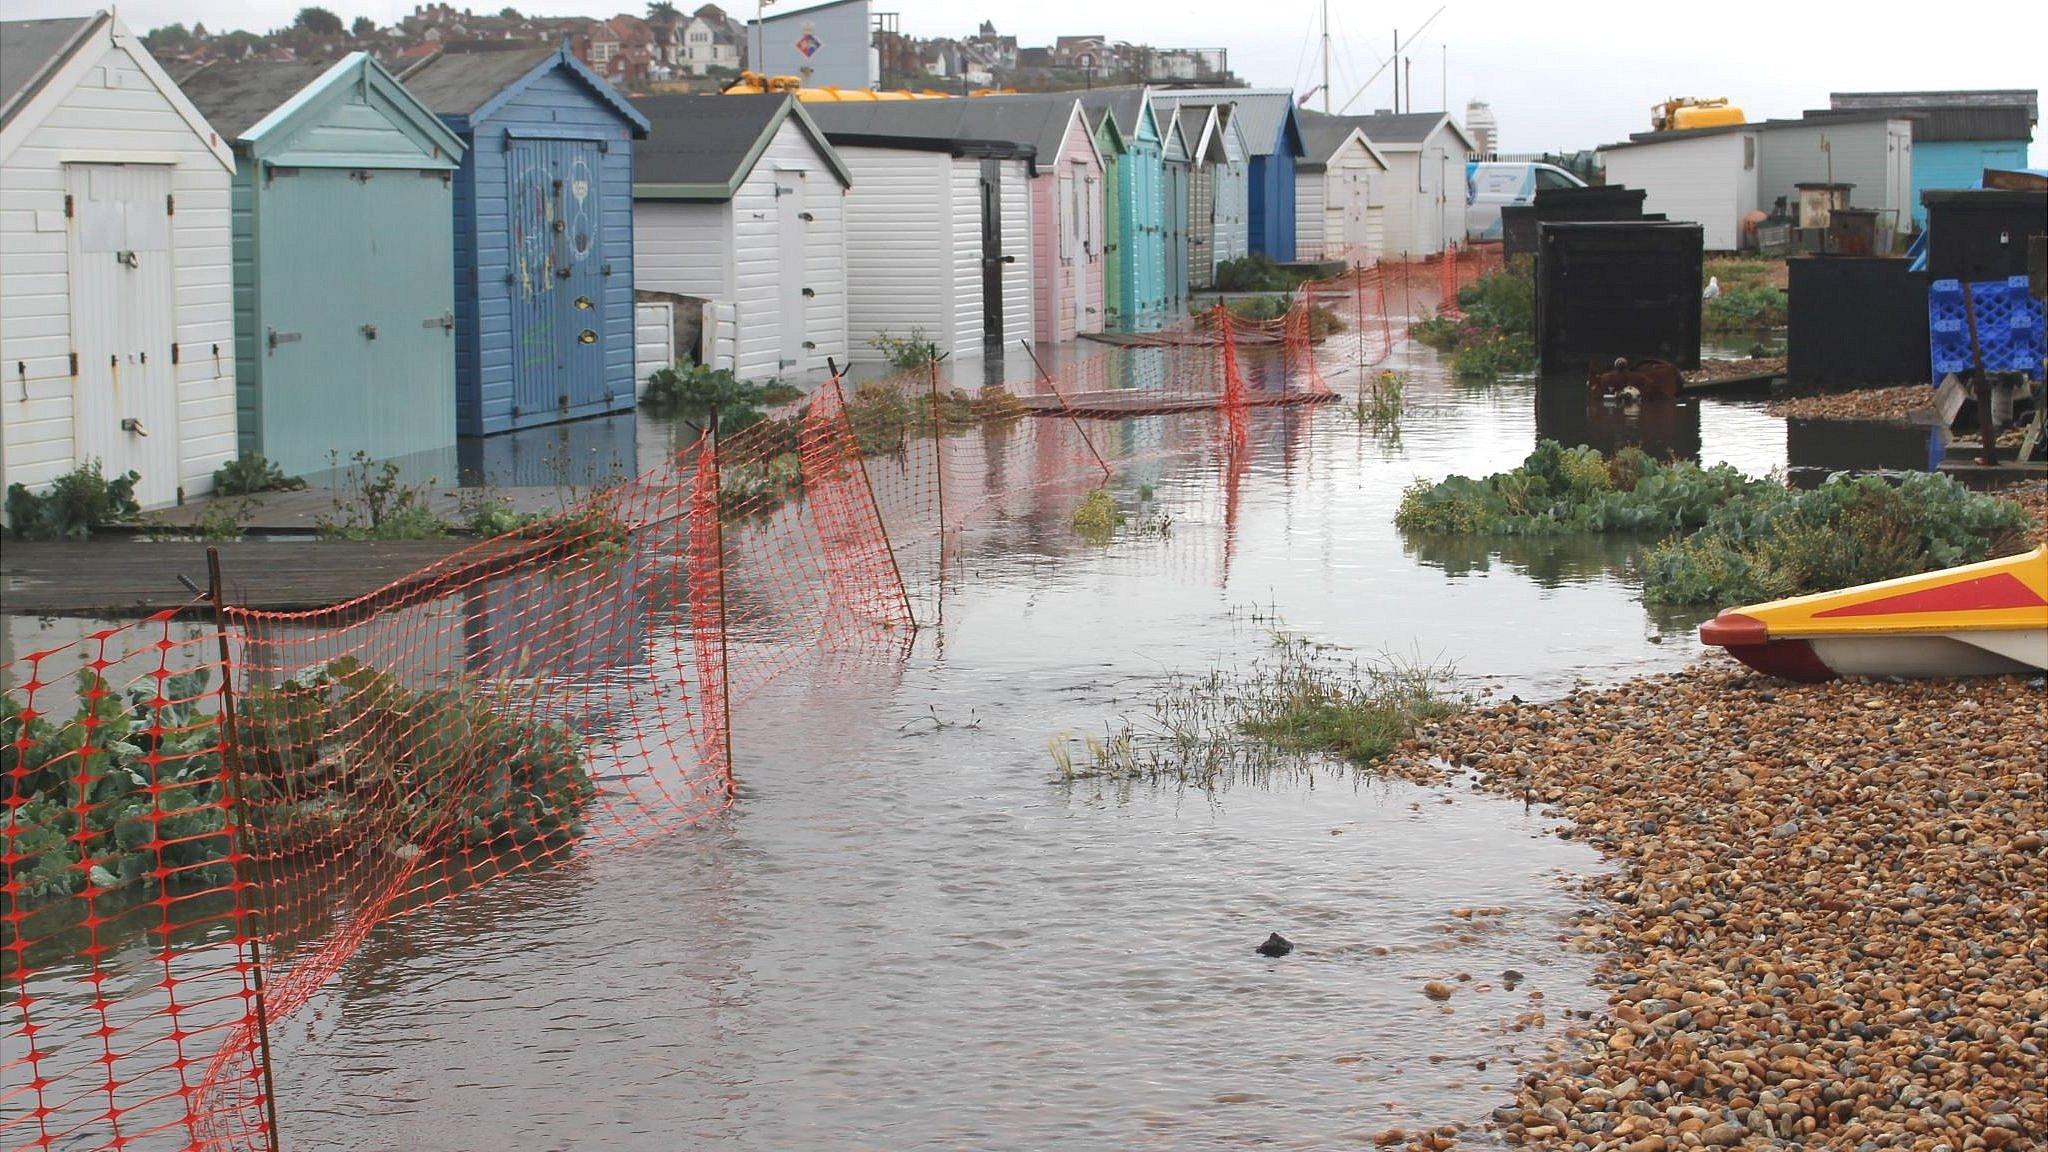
left=423, top=312, right=455, bottom=331
left=64, top=194, right=74, bottom=218
left=68, top=351, right=78, bottom=375
left=166, top=193, right=175, bottom=216
left=598, top=139, right=610, bottom=154
left=171, top=343, right=180, bottom=365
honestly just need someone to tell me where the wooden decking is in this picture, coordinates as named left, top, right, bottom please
left=1, top=539, right=517, bottom=617
left=131, top=484, right=574, bottom=535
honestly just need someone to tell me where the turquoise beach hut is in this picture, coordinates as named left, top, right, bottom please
left=178, top=53, right=465, bottom=479
left=400, top=44, right=650, bottom=436
left=1082, top=88, right=1167, bottom=329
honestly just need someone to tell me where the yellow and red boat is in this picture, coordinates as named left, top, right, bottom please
left=1699, top=546, right=2048, bottom=681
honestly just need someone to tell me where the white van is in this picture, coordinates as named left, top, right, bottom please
left=1465, top=161, right=1586, bottom=241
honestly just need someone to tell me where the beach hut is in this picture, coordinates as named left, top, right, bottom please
left=1176, top=99, right=1252, bottom=278
left=1159, top=109, right=1192, bottom=315
left=1168, top=102, right=1229, bottom=289
left=1341, top=110, right=1481, bottom=258
left=1827, top=90, right=2036, bottom=228
left=1295, top=119, right=1389, bottom=264
left=0, top=12, right=237, bottom=511
left=399, top=43, right=649, bottom=436
left=178, top=54, right=464, bottom=480
left=1079, top=89, right=1167, bottom=329
left=631, top=94, right=850, bottom=380
left=1172, top=89, right=1305, bottom=262
left=925, top=94, right=1107, bottom=345
left=806, top=100, right=1035, bottom=359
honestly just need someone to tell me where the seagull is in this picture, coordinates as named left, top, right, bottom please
left=1702, top=276, right=1721, bottom=301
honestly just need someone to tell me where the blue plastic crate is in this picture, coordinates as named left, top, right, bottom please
left=1928, top=277, right=2046, bottom=381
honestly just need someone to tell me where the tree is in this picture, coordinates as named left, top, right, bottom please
left=144, top=23, right=193, bottom=51
left=351, top=15, right=377, bottom=38
left=499, top=6, right=522, bottom=17
left=647, top=1, right=679, bottom=23
left=294, top=7, right=344, bottom=36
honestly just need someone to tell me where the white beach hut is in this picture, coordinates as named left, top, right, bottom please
left=1, top=12, right=237, bottom=511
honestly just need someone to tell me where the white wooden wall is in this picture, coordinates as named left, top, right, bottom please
left=0, top=26, right=235, bottom=510
left=945, top=156, right=981, bottom=355
left=998, top=156, right=1032, bottom=351
left=729, top=120, right=847, bottom=379
left=1295, top=168, right=1327, bottom=256
left=1600, top=131, right=1754, bottom=252
left=633, top=300, right=674, bottom=395
left=838, top=146, right=965, bottom=359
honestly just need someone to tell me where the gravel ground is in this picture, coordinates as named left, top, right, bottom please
left=1383, top=662, right=2047, bottom=1151
left=1767, top=385, right=1937, bottom=424
left=1996, top=484, right=2048, bottom=547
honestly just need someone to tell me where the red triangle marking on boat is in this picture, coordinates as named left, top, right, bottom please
left=1811, top=572, right=2047, bottom=619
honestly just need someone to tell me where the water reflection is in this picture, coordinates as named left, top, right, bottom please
left=1534, top=375, right=1702, bottom=461
left=1784, top=417, right=1942, bottom=487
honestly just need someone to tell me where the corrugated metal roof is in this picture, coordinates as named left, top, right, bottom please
left=1832, top=89, right=2038, bottom=121
left=398, top=43, right=557, bottom=116
left=0, top=15, right=102, bottom=128
left=1313, top=109, right=1442, bottom=145
left=1809, top=104, right=2033, bottom=143
left=1163, top=88, right=1297, bottom=155
left=177, top=59, right=334, bottom=141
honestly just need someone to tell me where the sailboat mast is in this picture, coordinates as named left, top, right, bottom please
left=1320, top=0, right=1332, bottom=113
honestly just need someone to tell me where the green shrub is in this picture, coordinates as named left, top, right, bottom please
left=212, top=453, right=304, bottom=496
left=642, top=363, right=797, bottom=433
left=1703, top=282, right=1786, bottom=332
left=1406, top=265, right=1536, bottom=380
left=6, top=461, right=141, bottom=539
left=869, top=328, right=945, bottom=372
left=1213, top=254, right=1299, bottom=293
left=315, top=453, right=445, bottom=540
left=1397, top=442, right=1764, bottom=537
left=1071, top=488, right=1124, bottom=542
left=1641, top=471, right=2033, bottom=605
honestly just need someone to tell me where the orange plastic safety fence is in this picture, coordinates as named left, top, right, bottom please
left=8, top=262, right=1453, bottom=1149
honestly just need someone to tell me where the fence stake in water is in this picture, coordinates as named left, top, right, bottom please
left=707, top=408, right=738, bottom=796
left=1020, top=340, right=1113, bottom=480
left=205, top=546, right=284, bottom=1152
left=828, top=358, right=917, bottom=631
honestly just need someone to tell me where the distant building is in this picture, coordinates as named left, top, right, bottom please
left=680, top=5, right=745, bottom=75
left=1824, top=89, right=2037, bottom=226
left=748, top=0, right=876, bottom=90
left=1465, top=100, right=1497, bottom=158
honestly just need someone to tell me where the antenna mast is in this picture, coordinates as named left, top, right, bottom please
left=1321, top=0, right=1332, bottom=113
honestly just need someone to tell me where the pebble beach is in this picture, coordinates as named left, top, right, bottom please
left=1385, top=662, right=2047, bottom=1150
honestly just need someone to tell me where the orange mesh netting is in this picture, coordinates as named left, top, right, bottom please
left=5, top=252, right=1491, bottom=1150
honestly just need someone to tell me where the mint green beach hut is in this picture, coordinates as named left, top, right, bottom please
left=1082, top=89, right=1168, bottom=329
left=179, top=53, right=465, bottom=480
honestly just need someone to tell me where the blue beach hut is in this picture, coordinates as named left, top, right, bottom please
left=1172, top=88, right=1305, bottom=262
left=400, top=44, right=650, bottom=436
left=178, top=53, right=465, bottom=480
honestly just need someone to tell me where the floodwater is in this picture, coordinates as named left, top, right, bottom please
left=11, top=337, right=1886, bottom=1150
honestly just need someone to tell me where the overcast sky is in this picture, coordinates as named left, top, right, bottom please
left=15, top=0, right=2044, bottom=160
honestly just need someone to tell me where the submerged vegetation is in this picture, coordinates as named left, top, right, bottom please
left=1212, top=254, right=1304, bottom=293
left=641, top=363, right=803, bottom=432
left=1070, top=488, right=1125, bottom=542
left=212, top=453, right=304, bottom=496
left=1353, top=370, right=1408, bottom=428
left=1409, top=263, right=1536, bottom=380
left=5, top=461, right=141, bottom=540
left=2, top=657, right=594, bottom=913
left=1398, top=441, right=2036, bottom=605
left=1049, top=634, right=1463, bottom=791
left=1194, top=295, right=1347, bottom=340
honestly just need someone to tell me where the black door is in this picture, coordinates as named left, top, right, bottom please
left=980, top=159, right=1004, bottom=347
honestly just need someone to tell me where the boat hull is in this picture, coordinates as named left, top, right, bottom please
left=1701, top=546, right=2048, bottom=681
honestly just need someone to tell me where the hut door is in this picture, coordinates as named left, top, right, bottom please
left=66, top=163, right=179, bottom=506
left=979, top=159, right=1004, bottom=347
left=775, top=172, right=806, bottom=372
left=509, top=137, right=606, bottom=420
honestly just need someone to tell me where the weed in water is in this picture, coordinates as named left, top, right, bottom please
left=1355, top=371, right=1407, bottom=428
left=870, top=328, right=947, bottom=372
left=1071, top=488, right=1125, bottom=542
left=1046, top=633, right=1464, bottom=794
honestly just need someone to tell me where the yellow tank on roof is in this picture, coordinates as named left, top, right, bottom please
left=1651, top=97, right=1746, bottom=132
left=722, top=71, right=1012, bottom=102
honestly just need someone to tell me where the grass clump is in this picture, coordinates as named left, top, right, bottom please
left=869, top=328, right=946, bottom=372
left=1354, top=371, right=1407, bottom=428
left=5, top=461, right=141, bottom=540
left=1641, top=471, right=2034, bottom=605
left=1409, top=263, right=1536, bottom=380
left=1048, top=633, right=1463, bottom=792
left=1071, top=488, right=1125, bottom=542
